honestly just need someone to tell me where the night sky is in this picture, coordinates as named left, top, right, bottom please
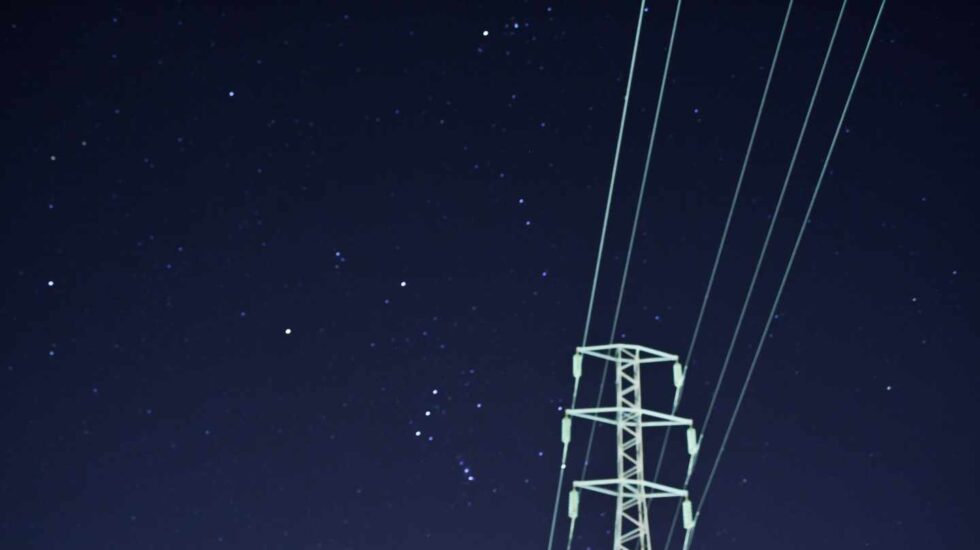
left=2, top=1, right=977, bottom=548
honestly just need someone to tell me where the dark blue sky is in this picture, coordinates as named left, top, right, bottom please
left=2, top=1, right=976, bottom=548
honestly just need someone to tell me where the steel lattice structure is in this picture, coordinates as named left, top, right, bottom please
left=562, top=344, right=699, bottom=550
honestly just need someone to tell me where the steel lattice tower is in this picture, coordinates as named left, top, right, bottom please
left=562, top=344, right=699, bottom=550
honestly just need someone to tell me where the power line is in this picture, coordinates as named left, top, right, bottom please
left=699, top=0, right=847, bottom=475
left=650, top=0, right=795, bottom=489
left=664, top=0, right=853, bottom=546
left=545, top=2, right=648, bottom=549
left=687, top=2, right=887, bottom=547
left=578, top=0, right=685, bottom=497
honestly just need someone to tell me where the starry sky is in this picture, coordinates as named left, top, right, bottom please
left=1, top=1, right=977, bottom=548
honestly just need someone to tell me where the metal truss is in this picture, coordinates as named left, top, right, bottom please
left=562, top=344, right=699, bottom=550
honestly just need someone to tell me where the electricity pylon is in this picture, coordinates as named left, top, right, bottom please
left=561, top=344, right=699, bottom=550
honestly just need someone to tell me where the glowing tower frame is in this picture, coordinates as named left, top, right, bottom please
left=562, top=344, right=699, bottom=550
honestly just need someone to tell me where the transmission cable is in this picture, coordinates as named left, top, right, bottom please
left=545, top=2, right=648, bottom=549
left=650, top=0, right=795, bottom=490
left=684, top=3, right=887, bottom=548
left=664, top=0, right=851, bottom=547
left=577, top=0, right=684, bottom=497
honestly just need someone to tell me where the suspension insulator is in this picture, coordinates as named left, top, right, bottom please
left=568, top=489, right=580, bottom=519
left=682, top=498, right=695, bottom=530
left=686, top=426, right=699, bottom=455
left=673, top=361, right=685, bottom=388
left=572, top=353, right=583, bottom=379
left=561, top=416, right=572, bottom=444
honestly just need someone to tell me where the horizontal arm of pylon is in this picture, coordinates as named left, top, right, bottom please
left=573, top=478, right=688, bottom=500
left=576, top=343, right=679, bottom=364
left=567, top=406, right=693, bottom=428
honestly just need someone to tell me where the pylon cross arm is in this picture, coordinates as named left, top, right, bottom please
left=576, top=343, right=678, bottom=365
left=566, top=406, right=693, bottom=428
left=572, top=478, right=688, bottom=500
